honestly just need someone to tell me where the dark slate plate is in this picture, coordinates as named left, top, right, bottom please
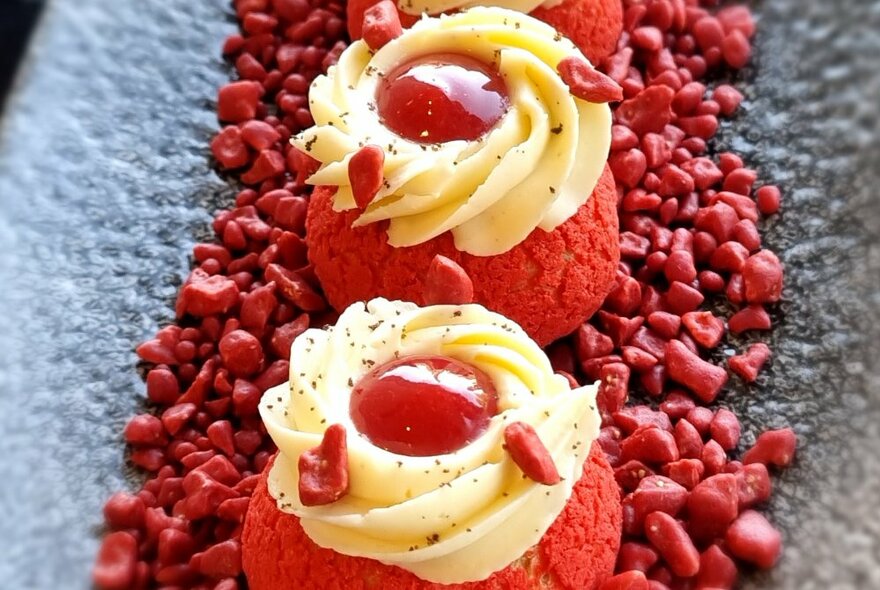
left=0, top=0, right=878, bottom=588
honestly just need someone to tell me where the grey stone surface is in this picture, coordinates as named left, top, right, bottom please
left=0, top=0, right=877, bottom=588
left=0, top=1, right=235, bottom=588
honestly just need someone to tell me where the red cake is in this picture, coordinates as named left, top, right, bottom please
left=306, top=166, right=618, bottom=347
left=243, top=445, right=621, bottom=590
left=346, top=0, right=623, bottom=65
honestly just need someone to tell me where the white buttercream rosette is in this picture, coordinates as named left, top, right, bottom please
left=259, top=298, right=600, bottom=583
left=292, top=7, right=611, bottom=256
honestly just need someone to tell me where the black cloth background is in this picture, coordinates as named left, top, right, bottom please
left=0, top=0, right=44, bottom=110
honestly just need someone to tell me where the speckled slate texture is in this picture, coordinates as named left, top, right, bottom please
left=0, top=0, right=877, bottom=588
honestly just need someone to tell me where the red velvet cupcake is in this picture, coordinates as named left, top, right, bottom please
left=293, top=8, right=620, bottom=346
left=241, top=298, right=622, bottom=588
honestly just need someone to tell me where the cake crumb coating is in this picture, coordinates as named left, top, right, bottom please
left=305, top=166, right=620, bottom=346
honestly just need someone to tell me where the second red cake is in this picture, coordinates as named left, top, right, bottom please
left=241, top=297, right=623, bottom=589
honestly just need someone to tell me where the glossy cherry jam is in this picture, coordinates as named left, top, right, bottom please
left=350, top=355, right=499, bottom=456
left=376, top=53, right=509, bottom=144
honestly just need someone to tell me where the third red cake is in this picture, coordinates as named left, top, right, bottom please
left=294, top=8, right=621, bottom=346
left=347, top=0, right=623, bottom=65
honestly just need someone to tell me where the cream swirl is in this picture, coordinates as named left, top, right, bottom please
left=260, top=298, right=601, bottom=584
left=292, top=7, right=611, bottom=256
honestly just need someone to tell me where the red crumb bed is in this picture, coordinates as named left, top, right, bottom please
left=92, top=1, right=796, bottom=589
left=242, top=446, right=621, bottom=590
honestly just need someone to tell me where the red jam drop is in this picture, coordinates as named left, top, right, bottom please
left=350, top=355, right=499, bottom=456
left=376, top=53, right=509, bottom=144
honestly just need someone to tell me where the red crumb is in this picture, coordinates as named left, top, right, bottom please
left=297, top=424, right=350, bottom=506
left=242, top=445, right=621, bottom=590
left=558, top=56, right=624, bottom=103
left=361, top=0, right=404, bottom=51
left=348, top=144, right=385, bottom=209
left=346, top=0, right=418, bottom=42
left=504, top=421, right=561, bottom=485
left=729, top=342, right=772, bottom=382
left=92, top=531, right=138, bottom=590
left=424, top=255, right=475, bottom=305
left=306, top=166, right=619, bottom=347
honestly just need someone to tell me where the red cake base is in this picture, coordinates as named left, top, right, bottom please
left=242, top=445, right=622, bottom=590
left=305, top=166, right=619, bottom=347
left=346, top=0, right=623, bottom=66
